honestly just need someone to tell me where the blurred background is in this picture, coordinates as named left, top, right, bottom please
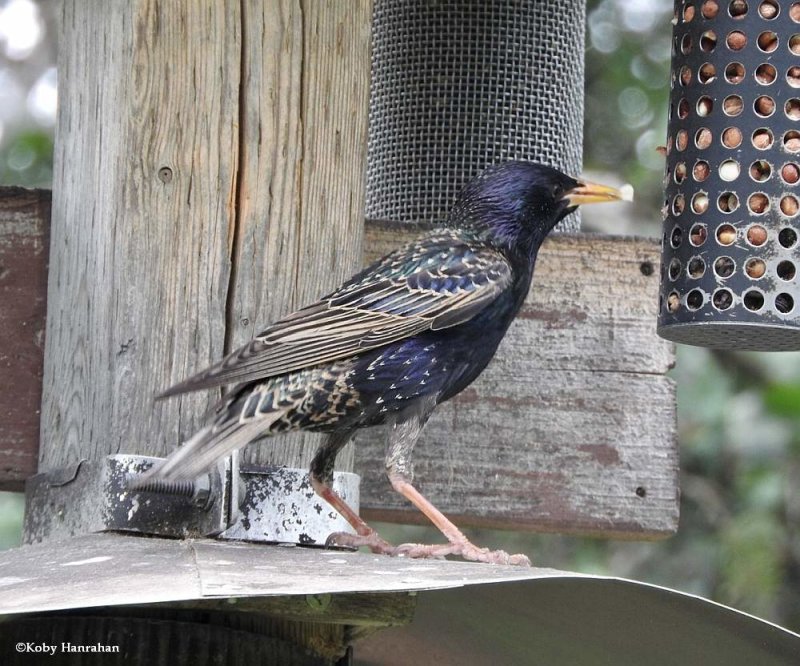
left=1, top=0, right=798, bottom=632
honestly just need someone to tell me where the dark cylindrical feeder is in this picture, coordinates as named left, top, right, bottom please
left=366, top=0, right=586, bottom=230
left=660, top=0, right=800, bottom=350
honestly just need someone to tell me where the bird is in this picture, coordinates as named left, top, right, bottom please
left=133, top=161, right=629, bottom=566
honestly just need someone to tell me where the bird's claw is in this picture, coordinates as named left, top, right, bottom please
left=392, top=541, right=531, bottom=567
left=325, top=530, right=395, bottom=555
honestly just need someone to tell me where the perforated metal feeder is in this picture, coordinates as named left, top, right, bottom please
left=660, top=0, right=800, bottom=349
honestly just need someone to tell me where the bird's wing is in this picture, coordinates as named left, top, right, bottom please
left=158, top=230, right=512, bottom=398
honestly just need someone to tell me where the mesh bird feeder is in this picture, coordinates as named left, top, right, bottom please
left=660, top=0, right=800, bottom=349
left=366, top=0, right=586, bottom=230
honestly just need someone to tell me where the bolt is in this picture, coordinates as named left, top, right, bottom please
left=128, top=473, right=213, bottom=509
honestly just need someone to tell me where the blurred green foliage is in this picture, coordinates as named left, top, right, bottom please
left=0, top=128, right=53, bottom=187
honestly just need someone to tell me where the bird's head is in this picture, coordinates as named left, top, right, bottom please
left=449, top=161, right=631, bottom=259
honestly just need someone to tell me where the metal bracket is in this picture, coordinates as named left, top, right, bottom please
left=23, top=454, right=359, bottom=547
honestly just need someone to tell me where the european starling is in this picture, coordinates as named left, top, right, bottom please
left=135, top=161, right=629, bottom=566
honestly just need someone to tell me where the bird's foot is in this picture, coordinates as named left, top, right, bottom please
left=392, top=540, right=531, bottom=567
left=325, top=530, right=395, bottom=555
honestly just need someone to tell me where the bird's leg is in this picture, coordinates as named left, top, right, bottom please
left=385, top=408, right=531, bottom=567
left=310, top=431, right=394, bottom=554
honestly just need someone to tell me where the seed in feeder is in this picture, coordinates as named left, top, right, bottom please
left=667, top=292, right=681, bottom=313
left=714, top=256, right=735, bottom=278
left=744, top=290, right=765, bottom=311
left=687, top=289, right=705, bottom=310
left=748, top=192, right=769, bottom=214
left=697, top=97, right=713, bottom=117
left=792, top=3, right=800, bottom=22
left=678, top=98, right=690, bottom=119
left=758, top=31, right=778, bottom=53
left=671, top=226, right=683, bottom=248
left=723, top=95, right=743, bottom=116
left=668, top=258, right=682, bottom=280
left=692, top=192, right=709, bottom=214
left=779, top=227, right=798, bottom=247
left=695, top=128, right=713, bottom=149
left=787, top=66, right=800, bottom=88
left=725, top=62, right=745, bottom=84
left=723, top=127, right=743, bottom=148
left=745, top=258, right=767, bottom=279
left=727, top=31, right=747, bottom=51
left=778, top=260, right=797, bottom=281
left=785, top=99, right=800, bottom=121
left=713, top=289, right=734, bottom=310
left=703, top=1, right=720, bottom=18
left=717, top=223, right=737, bottom=245
left=694, top=160, right=711, bottom=181
left=673, top=194, right=686, bottom=215
left=791, top=35, right=800, bottom=55
left=750, top=160, right=772, bottom=181
left=756, top=63, right=777, bottom=85
left=747, top=224, right=768, bottom=245
left=684, top=5, right=696, bottom=22
left=776, top=293, right=795, bottom=313
left=719, top=159, right=740, bottom=181
left=688, top=257, right=706, bottom=278
left=730, top=0, right=748, bottom=17
left=781, top=195, right=799, bottom=217
left=719, top=192, right=740, bottom=213
left=680, top=65, right=692, bottom=86
left=675, top=162, right=688, bottom=183
left=752, top=128, right=773, bottom=149
left=701, top=31, right=718, bottom=52
left=785, top=130, right=800, bottom=152
left=754, top=96, right=775, bottom=117
left=682, top=33, right=693, bottom=54
left=690, top=223, right=708, bottom=246
left=677, top=130, right=688, bottom=151
left=759, top=1, right=779, bottom=19
left=699, top=63, right=716, bottom=84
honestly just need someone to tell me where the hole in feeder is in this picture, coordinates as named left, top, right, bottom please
left=755, top=95, right=775, bottom=117
left=752, top=128, right=774, bottom=149
left=684, top=5, right=696, bottom=22
left=693, top=192, right=709, bottom=214
left=776, top=293, right=795, bottom=313
left=687, top=289, right=705, bottom=310
left=703, top=1, right=720, bottom=18
left=719, top=191, right=740, bottom=212
left=714, top=256, right=736, bottom=278
left=680, top=66, right=692, bottom=87
left=723, top=127, right=743, bottom=148
left=730, top=0, right=748, bottom=17
left=759, top=1, right=779, bottom=19
left=701, top=30, right=718, bottom=52
left=784, top=130, right=800, bottom=152
left=747, top=224, right=768, bottom=246
left=745, top=257, right=767, bottom=278
left=756, top=63, right=777, bottom=85
left=758, top=31, right=778, bottom=53
left=688, top=256, right=706, bottom=278
left=717, top=223, right=737, bottom=245
left=779, top=227, right=798, bottom=247
left=682, top=33, right=693, bottom=54
left=751, top=160, right=772, bottom=181
left=699, top=63, right=716, bottom=83
left=727, top=31, right=747, bottom=51
left=678, top=98, right=690, bottom=119
left=713, top=289, right=734, bottom=310
left=792, top=3, right=800, bottom=22
left=778, top=260, right=797, bottom=280
left=697, top=97, right=713, bottom=117
left=695, top=128, right=712, bottom=149
left=668, top=258, right=682, bottom=280
left=673, top=194, right=686, bottom=215
left=744, top=290, right=765, bottom=311
left=694, top=160, right=711, bottom=181
left=725, top=62, right=745, bottom=83
left=791, top=35, right=800, bottom=55
left=668, top=291, right=681, bottom=312
left=787, top=66, right=800, bottom=87
left=748, top=192, right=769, bottom=214
left=781, top=195, right=799, bottom=217
left=723, top=95, right=743, bottom=116
left=719, top=159, right=740, bottom=181
left=671, top=225, right=683, bottom=248
left=785, top=99, right=800, bottom=120
left=677, top=130, right=689, bottom=151
left=675, top=162, right=688, bottom=183
left=690, top=223, right=708, bottom=246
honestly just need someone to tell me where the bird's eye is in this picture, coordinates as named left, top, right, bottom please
left=552, top=184, right=563, bottom=199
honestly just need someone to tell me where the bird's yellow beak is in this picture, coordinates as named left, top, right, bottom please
left=563, top=180, right=634, bottom=206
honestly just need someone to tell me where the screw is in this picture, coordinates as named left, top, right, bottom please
left=128, top=473, right=213, bottom=509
